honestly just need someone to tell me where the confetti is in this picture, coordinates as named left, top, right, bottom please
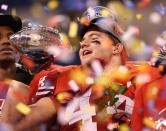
left=1, top=4, right=8, bottom=10
left=11, top=8, right=17, bottom=16
left=79, top=17, right=90, bottom=26
left=155, top=3, right=166, bottom=15
left=91, top=60, right=104, bottom=76
left=147, top=86, right=158, bottom=100
left=136, top=13, right=142, bottom=20
left=68, top=80, right=80, bottom=92
left=68, top=21, right=78, bottom=38
left=114, top=66, right=130, bottom=82
left=152, top=50, right=159, bottom=57
left=56, top=93, right=64, bottom=101
left=119, top=124, right=129, bottom=131
left=122, top=26, right=140, bottom=42
left=70, top=69, right=87, bottom=85
left=47, top=0, right=59, bottom=10
left=91, top=84, right=105, bottom=99
left=56, top=92, right=72, bottom=102
left=149, top=12, right=162, bottom=24
left=138, top=0, right=151, bottom=8
left=151, top=86, right=159, bottom=96
left=86, top=77, right=94, bottom=85
left=47, top=45, right=62, bottom=57
left=147, top=100, right=155, bottom=109
left=123, top=0, right=135, bottom=9
left=136, top=73, right=151, bottom=86
left=143, top=117, right=156, bottom=129
left=107, top=123, right=119, bottom=130
left=43, top=6, right=50, bottom=13
left=95, top=74, right=110, bottom=87
left=16, top=102, right=31, bottom=115
left=60, top=33, right=70, bottom=47
left=47, top=45, right=75, bottom=63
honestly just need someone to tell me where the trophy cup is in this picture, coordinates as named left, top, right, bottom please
left=10, top=25, right=61, bottom=54
left=10, top=25, right=63, bottom=74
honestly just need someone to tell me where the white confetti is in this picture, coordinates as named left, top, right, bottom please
left=86, top=77, right=94, bottom=85
left=68, top=80, right=80, bottom=92
left=136, top=73, right=151, bottom=85
left=1, top=4, right=8, bottom=10
left=91, top=60, right=103, bottom=76
left=107, top=123, right=119, bottom=131
left=149, top=12, right=162, bottom=24
left=122, top=26, right=139, bottom=42
left=118, top=66, right=129, bottom=73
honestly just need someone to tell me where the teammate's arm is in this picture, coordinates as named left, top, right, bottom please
left=14, top=97, right=56, bottom=131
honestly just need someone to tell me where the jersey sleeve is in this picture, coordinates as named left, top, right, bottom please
left=29, top=69, right=59, bottom=104
left=28, top=73, right=41, bottom=104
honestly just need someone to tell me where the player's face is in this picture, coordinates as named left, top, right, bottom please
left=0, top=26, right=17, bottom=62
left=79, top=30, right=116, bottom=65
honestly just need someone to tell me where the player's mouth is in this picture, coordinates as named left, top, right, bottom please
left=0, top=47, right=14, bottom=54
left=82, top=50, right=92, bottom=56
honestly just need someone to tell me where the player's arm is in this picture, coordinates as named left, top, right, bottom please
left=14, top=96, right=57, bottom=131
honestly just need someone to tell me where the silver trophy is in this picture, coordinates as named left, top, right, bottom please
left=10, top=25, right=61, bottom=53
